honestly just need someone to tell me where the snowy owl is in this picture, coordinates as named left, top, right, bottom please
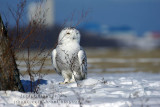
left=51, top=27, right=87, bottom=84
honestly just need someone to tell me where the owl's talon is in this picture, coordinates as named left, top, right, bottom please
left=59, top=80, right=75, bottom=84
left=69, top=79, right=75, bottom=83
left=59, top=82, right=66, bottom=84
left=59, top=81, right=69, bottom=84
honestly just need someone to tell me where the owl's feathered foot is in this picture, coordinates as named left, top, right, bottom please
left=59, top=82, right=68, bottom=84
left=69, top=79, right=75, bottom=83
left=59, top=81, right=74, bottom=84
left=59, top=78, right=70, bottom=84
left=59, top=77, right=75, bottom=84
left=69, top=74, right=76, bottom=83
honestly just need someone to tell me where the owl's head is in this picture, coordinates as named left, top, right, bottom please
left=58, top=27, right=81, bottom=44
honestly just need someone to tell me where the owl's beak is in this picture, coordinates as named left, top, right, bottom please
left=73, top=37, right=76, bottom=40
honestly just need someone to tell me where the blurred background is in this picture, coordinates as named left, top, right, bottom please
left=0, top=0, right=160, bottom=74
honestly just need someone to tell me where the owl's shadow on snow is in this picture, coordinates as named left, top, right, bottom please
left=21, top=79, right=47, bottom=92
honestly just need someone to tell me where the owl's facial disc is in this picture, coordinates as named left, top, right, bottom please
left=58, top=27, right=81, bottom=43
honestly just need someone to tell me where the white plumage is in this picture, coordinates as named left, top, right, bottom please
left=51, top=27, right=87, bottom=84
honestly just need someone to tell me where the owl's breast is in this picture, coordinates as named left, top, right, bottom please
left=57, top=43, right=80, bottom=56
left=56, top=43, right=80, bottom=71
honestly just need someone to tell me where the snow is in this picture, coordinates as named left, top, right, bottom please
left=0, top=72, right=160, bottom=107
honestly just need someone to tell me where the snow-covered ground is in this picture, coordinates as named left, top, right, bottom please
left=1, top=49, right=159, bottom=107
left=0, top=72, right=160, bottom=107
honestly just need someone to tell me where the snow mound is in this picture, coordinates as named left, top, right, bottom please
left=0, top=73, right=160, bottom=107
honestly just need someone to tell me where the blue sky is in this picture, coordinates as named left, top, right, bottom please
left=1, top=0, right=160, bottom=35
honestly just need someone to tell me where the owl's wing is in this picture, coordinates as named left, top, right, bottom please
left=51, top=49, right=61, bottom=75
left=78, top=48, right=87, bottom=78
